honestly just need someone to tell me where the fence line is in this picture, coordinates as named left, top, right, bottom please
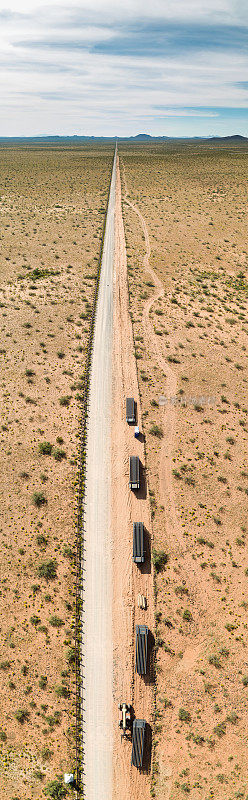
left=73, top=149, right=115, bottom=798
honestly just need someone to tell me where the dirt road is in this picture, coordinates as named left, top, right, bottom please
left=81, top=148, right=116, bottom=800
left=81, top=149, right=153, bottom=800
left=112, top=158, right=154, bottom=800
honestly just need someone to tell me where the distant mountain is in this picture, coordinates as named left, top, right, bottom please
left=0, top=133, right=247, bottom=146
left=126, top=133, right=173, bottom=141
left=208, top=134, right=248, bottom=142
left=130, top=133, right=152, bottom=140
left=0, top=135, right=114, bottom=144
left=0, top=133, right=169, bottom=143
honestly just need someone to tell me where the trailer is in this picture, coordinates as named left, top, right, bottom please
left=133, top=522, right=145, bottom=564
left=126, top=397, right=135, bottom=424
left=129, top=456, right=140, bottom=490
left=131, top=719, right=146, bottom=768
left=135, top=625, right=148, bottom=675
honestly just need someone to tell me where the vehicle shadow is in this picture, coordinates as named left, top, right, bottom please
left=144, top=631, right=155, bottom=686
left=139, top=526, right=151, bottom=576
left=133, top=460, right=147, bottom=499
left=135, top=430, right=145, bottom=444
left=142, top=723, right=152, bottom=774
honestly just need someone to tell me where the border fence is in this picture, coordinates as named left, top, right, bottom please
left=74, top=148, right=116, bottom=797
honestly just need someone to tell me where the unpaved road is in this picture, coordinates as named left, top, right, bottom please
left=112, top=157, right=154, bottom=800
left=82, top=149, right=117, bottom=800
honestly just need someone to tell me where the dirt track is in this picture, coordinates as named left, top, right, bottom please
left=112, top=158, right=154, bottom=800
left=121, top=164, right=179, bottom=555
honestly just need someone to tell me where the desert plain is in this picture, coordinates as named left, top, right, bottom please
left=120, top=140, right=248, bottom=800
left=0, top=139, right=248, bottom=800
left=0, top=143, right=112, bottom=799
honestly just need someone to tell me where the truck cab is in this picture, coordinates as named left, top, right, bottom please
left=118, top=702, right=131, bottom=737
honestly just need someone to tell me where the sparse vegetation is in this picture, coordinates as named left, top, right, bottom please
left=38, top=559, right=57, bottom=581
left=53, top=447, right=66, bottom=461
left=59, top=395, right=71, bottom=407
left=32, top=490, right=47, bottom=507
left=183, top=609, right=192, bottom=622
left=15, top=709, right=29, bottom=724
left=54, top=685, right=70, bottom=699
left=179, top=708, right=191, bottom=723
left=43, top=778, right=68, bottom=799
left=149, top=424, right=164, bottom=439
left=39, top=675, right=48, bottom=689
left=152, top=548, right=168, bottom=572
left=39, top=441, right=53, bottom=455
left=49, top=615, right=64, bottom=628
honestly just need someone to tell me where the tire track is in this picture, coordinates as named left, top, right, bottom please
left=121, top=164, right=181, bottom=552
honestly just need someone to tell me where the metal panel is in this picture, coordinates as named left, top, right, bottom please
left=126, top=397, right=135, bottom=422
left=135, top=625, right=148, bottom=675
left=129, top=456, right=140, bottom=488
left=131, top=719, right=146, bottom=768
left=133, top=522, right=144, bottom=563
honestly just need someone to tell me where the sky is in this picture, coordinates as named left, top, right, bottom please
left=0, top=0, right=248, bottom=137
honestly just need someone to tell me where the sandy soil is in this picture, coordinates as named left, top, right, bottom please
left=0, top=144, right=113, bottom=799
left=119, top=142, right=248, bottom=800
left=111, top=157, right=154, bottom=800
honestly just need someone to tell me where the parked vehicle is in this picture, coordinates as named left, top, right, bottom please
left=135, top=625, right=148, bottom=675
left=131, top=719, right=146, bottom=768
left=133, top=522, right=145, bottom=563
left=118, top=702, right=131, bottom=737
left=126, top=397, right=135, bottom=424
left=129, top=456, right=140, bottom=490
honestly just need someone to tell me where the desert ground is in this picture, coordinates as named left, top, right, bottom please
left=0, top=144, right=112, bottom=800
left=119, top=141, right=248, bottom=800
left=0, top=139, right=248, bottom=800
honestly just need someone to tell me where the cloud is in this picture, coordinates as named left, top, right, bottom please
left=0, top=0, right=247, bottom=135
left=1, top=0, right=247, bottom=25
left=13, top=23, right=248, bottom=57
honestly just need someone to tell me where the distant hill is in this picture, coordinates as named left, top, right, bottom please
left=130, top=134, right=152, bottom=140
left=0, top=135, right=110, bottom=144
left=0, top=133, right=169, bottom=144
left=208, top=134, right=248, bottom=143
left=128, top=133, right=173, bottom=141
left=0, top=133, right=247, bottom=146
